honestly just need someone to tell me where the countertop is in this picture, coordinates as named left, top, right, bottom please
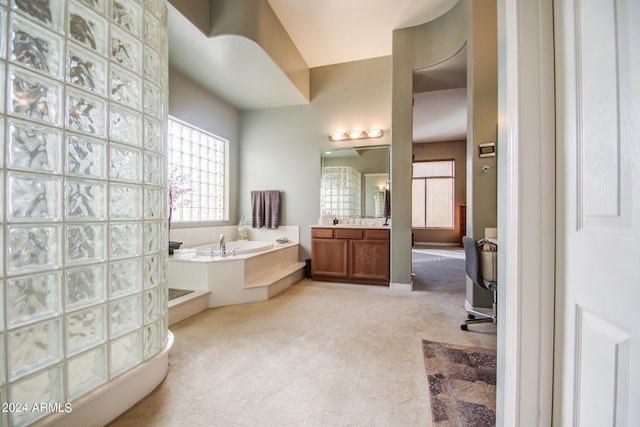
left=310, top=224, right=390, bottom=229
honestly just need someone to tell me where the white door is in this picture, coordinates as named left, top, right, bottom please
left=555, top=0, right=640, bottom=425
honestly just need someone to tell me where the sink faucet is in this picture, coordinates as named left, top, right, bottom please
left=219, top=234, right=226, bottom=256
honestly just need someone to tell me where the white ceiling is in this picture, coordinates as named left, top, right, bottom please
left=266, top=0, right=460, bottom=68
left=168, top=0, right=467, bottom=142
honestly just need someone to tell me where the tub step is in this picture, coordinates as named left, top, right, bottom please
left=168, top=290, right=210, bottom=325
left=244, top=262, right=306, bottom=290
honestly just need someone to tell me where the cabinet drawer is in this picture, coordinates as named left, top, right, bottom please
left=335, top=229, right=363, bottom=239
left=365, top=229, right=389, bottom=240
left=312, top=228, right=334, bottom=239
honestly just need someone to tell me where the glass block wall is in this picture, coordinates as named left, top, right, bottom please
left=0, top=0, right=169, bottom=425
left=320, top=166, right=362, bottom=219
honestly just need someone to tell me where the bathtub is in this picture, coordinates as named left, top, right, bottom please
left=168, top=240, right=304, bottom=308
left=194, top=240, right=273, bottom=256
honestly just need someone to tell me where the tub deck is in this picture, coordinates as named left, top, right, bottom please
left=168, top=242, right=304, bottom=312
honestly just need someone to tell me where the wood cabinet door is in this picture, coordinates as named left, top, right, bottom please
left=348, top=239, right=390, bottom=283
left=311, top=239, right=348, bottom=278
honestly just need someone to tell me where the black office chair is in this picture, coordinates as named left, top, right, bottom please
left=461, top=236, right=497, bottom=331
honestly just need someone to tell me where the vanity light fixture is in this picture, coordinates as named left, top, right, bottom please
left=329, top=128, right=383, bottom=141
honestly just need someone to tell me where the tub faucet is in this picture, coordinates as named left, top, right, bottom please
left=219, top=234, right=226, bottom=256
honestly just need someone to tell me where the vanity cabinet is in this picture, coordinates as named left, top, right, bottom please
left=311, top=227, right=390, bottom=285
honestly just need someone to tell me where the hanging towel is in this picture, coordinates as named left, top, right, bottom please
left=382, top=189, right=391, bottom=219
left=251, top=191, right=265, bottom=228
left=264, top=190, right=281, bottom=229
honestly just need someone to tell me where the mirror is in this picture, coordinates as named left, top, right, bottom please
left=320, top=146, right=389, bottom=219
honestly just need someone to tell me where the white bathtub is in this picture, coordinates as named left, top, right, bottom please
left=168, top=241, right=303, bottom=308
left=194, top=240, right=273, bottom=256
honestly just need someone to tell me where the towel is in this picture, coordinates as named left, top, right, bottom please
left=264, top=190, right=280, bottom=229
left=383, top=189, right=391, bottom=219
left=251, top=191, right=265, bottom=228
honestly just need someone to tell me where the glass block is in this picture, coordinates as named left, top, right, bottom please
left=160, top=58, right=168, bottom=92
left=69, top=2, right=108, bottom=55
left=110, top=65, right=140, bottom=108
left=160, top=282, right=168, bottom=312
left=110, top=144, right=142, bottom=183
left=110, top=184, right=141, bottom=219
left=144, top=287, right=160, bottom=324
left=111, top=27, right=140, bottom=73
left=8, top=364, right=64, bottom=426
left=160, top=221, right=168, bottom=250
left=144, top=254, right=159, bottom=289
left=144, top=152, right=162, bottom=185
left=110, top=223, right=141, bottom=260
left=9, top=13, right=64, bottom=78
left=65, top=223, right=106, bottom=265
left=67, top=43, right=107, bottom=95
left=144, top=187, right=163, bottom=219
left=0, top=340, right=4, bottom=386
left=66, top=264, right=106, bottom=311
left=12, top=0, right=65, bottom=34
left=0, top=6, right=6, bottom=59
left=0, top=227, right=3, bottom=279
left=144, top=116, right=162, bottom=152
left=110, top=104, right=141, bottom=146
left=144, top=221, right=160, bottom=254
left=8, top=118, right=62, bottom=173
left=0, top=119, right=3, bottom=167
left=110, top=258, right=141, bottom=297
left=113, top=0, right=141, bottom=37
left=65, top=178, right=107, bottom=220
left=143, top=10, right=159, bottom=50
left=7, top=172, right=62, bottom=221
left=110, top=330, right=141, bottom=378
left=110, top=294, right=140, bottom=338
left=143, top=45, right=159, bottom=82
left=66, top=304, right=106, bottom=356
left=143, top=81, right=161, bottom=118
left=7, top=272, right=62, bottom=329
left=8, top=318, right=62, bottom=381
left=144, top=319, right=161, bottom=359
left=0, top=61, right=5, bottom=113
left=66, top=88, right=106, bottom=137
left=65, top=133, right=107, bottom=179
left=160, top=251, right=168, bottom=282
left=67, top=345, right=107, bottom=400
left=7, top=225, right=61, bottom=275
left=78, top=0, right=108, bottom=16
left=9, top=66, right=62, bottom=126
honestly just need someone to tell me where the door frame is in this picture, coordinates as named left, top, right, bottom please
left=497, top=0, right=556, bottom=425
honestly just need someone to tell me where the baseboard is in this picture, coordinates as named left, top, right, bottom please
left=414, top=241, right=460, bottom=247
left=389, top=282, right=413, bottom=292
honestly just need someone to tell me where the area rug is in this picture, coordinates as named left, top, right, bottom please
left=422, top=339, right=496, bottom=427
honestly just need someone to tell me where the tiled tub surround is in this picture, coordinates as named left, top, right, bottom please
left=0, top=1, right=170, bottom=426
left=168, top=226, right=305, bottom=309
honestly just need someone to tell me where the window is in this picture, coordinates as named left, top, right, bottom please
left=412, top=160, right=454, bottom=228
left=320, top=166, right=362, bottom=219
left=168, top=117, right=227, bottom=223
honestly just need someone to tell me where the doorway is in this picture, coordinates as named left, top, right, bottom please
left=410, top=46, right=470, bottom=295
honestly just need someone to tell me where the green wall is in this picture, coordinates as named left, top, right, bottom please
left=168, top=68, right=240, bottom=226
left=239, top=57, right=392, bottom=259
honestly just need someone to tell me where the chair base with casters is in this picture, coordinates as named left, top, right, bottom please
left=461, top=282, right=497, bottom=330
left=460, top=236, right=498, bottom=331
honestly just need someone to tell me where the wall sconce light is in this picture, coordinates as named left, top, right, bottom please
left=329, top=129, right=383, bottom=141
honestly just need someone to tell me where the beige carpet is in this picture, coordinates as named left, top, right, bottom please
left=110, top=277, right=496, bottom=426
